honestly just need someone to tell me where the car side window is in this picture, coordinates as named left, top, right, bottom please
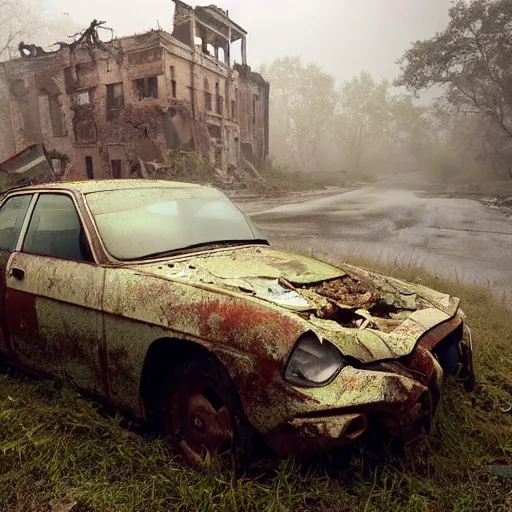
left=23, top=194, right=93, bottom=262
left=0, top=195, right=32, bottom=252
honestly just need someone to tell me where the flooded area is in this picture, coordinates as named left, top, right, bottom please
left=238, top=185, right=512, bottom=303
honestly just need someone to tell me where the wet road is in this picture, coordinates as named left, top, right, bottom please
left=238, top=185, right=512, bottom=302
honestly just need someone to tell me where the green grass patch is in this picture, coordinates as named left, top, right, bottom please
left=243, top=165, right=348, bottom=198
left=1, top=262, right=511, bottom=511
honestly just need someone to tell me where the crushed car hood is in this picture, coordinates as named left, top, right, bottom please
left=131, top=246, right=461, bottom=362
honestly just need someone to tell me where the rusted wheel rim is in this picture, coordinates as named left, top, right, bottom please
left=170, top=378, right=234, bottom=465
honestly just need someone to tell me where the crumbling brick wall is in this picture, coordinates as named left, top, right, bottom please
left=0, top=14, right=270, bottom=182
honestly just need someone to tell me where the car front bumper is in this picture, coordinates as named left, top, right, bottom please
left=263, top=322, right=474, bottom=456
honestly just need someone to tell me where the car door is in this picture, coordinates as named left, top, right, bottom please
left=0, top=193, right=34, bottom=356
left=5, top=192, right=108, bottom=396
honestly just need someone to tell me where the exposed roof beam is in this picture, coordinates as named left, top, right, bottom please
left=198, top=7, right=247, bottom=37
left=195, top=18, right=233, bottom=43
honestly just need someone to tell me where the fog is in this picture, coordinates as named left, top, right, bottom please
left=45, top=0, right=450, bottom=82
left=7, top=0, right=512, bottom=183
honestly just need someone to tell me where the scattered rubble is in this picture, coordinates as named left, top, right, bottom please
left=0, top=1, right=270, bottom=184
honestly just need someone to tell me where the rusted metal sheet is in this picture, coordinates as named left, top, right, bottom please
left=263, top=413, right=368, bottom=456
left=0, top=144, right=56, bottom=192
left=102, top=266, right=307, bottom=428
left=5, top=252, right=106, bottom=395
left=418, top=315, right=463, bottom=351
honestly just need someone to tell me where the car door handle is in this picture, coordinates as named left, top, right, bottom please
left=9, top=267, right=25, bottom=280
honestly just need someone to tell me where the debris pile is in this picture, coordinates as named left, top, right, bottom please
left=298, top=274, right=430, bottom=332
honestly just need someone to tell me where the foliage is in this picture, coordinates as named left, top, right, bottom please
left=260, top=57, right=338, bottom=173
left=261, top=58, right=430, bottom=178
left=262, top=0, right=512, bottom=182
left=396, top=0, right=512, bottom=179
left=245, top=159, right=347, bottom=197
left=334, top=73, right=431, bottom=175
left=0, top=266, right=511, bottom=511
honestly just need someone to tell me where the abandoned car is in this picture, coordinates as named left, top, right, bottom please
left=0, top=180, right=475, bottom=466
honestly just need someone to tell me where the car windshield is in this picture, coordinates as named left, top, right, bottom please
left=85, top=186, right=267, bottom=260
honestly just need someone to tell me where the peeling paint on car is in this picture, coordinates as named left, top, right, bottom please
left=0, top=180, right=476, bottom=462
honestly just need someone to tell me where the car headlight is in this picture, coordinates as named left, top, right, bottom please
left=284, top=332, right=345, bottom=387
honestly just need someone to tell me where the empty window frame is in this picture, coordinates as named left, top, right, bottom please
left=85, top=156, right=94, bottom=180
left=134, top=76, right=158, bottom=100
left=215, top=82, right=223, bottom=115
left=252, top=94, right=259, bottom=127
left=77, top=90, right=91, bottom=106
left=106, top=83, right=125, bottom=120
left=111, top=159, right=122, bottom=179
left=49, top=96, right=66, bottom=136
left=170, top=66, right=177, bottom=98
left=204, top=79, right=212, bottom=111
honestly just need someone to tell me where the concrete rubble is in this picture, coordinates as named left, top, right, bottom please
left=0, top=2, right=269, bottom=184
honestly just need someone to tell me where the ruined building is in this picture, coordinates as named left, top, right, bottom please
left=0, top=1, right=269, bottom=181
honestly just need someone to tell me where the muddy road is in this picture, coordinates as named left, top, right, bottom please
left=238, top=184, right=512, bottom=303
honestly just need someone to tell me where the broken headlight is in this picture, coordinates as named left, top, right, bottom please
left=284, top=333, right=345, bottom=387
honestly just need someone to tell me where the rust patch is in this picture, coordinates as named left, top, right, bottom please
left=418, top=315, right=463, bottom=351
left=107, top=346, right=132, bottom=384
left=5, top=289, right=42, bottom=360
left=314, top=276, right=378, bottom=310
left=263, top=413, right=368, bottom=456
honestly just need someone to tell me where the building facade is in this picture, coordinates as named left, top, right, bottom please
left=0, top=1, right=270, bottom=181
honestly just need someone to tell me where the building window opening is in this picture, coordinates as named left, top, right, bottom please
left=106, top=83, right=125, bottom=120
left=235, top=136, right=240, bottom=162
left=252, top=94, right=259, bottom=127
left=85, top=156, right=94, bottom=180
left=204, top=79, right=212, bottom=111
left=51, top=158, right=64, bottom=175
left=134, top=76, right=158, bottom=100
left=111, top=159, right=122, bottom=179
left=207, top=123, right=222, bottom=140
left=215, top=82, right=222, bottom=115
left=214, top=147, right=222, bottom=169
left=170, top=66, right=177, bottom=98
left=218, top=47, right=225, bottom=63
left=77, top=90, right=91, bottom=106
left=206, top=43, right=215, bottom=57
left=49, top=96, right=65, bottom=136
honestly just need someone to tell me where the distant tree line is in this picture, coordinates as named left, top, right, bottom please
left=263, top=0, right=512, bottom=182
left=260, top=57, right=435, bottom=179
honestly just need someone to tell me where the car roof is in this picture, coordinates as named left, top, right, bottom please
left=5, top=179, right=206, bottom=195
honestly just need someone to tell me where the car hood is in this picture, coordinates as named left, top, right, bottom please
left=131, top=246, right=461, bottom=362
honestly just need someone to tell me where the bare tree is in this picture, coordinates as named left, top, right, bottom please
left=0, top=0, right=82, bottom=61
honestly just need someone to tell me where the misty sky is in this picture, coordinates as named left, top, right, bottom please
left=44, top=0, right=450, bottom=84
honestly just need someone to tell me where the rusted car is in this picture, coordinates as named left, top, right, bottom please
left=0, top=180, right=475, bottom=467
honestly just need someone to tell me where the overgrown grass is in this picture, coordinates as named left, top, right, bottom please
left=0, top=262, right=511, bottom=511
left=423, top=179, right=512, bottom=201
left=243, top=164, right=349, bottom=198
left=145, top=155, right=349, bottom=198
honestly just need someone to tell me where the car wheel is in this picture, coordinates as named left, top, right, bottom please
left=161, top=355, right=250, bottom=469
